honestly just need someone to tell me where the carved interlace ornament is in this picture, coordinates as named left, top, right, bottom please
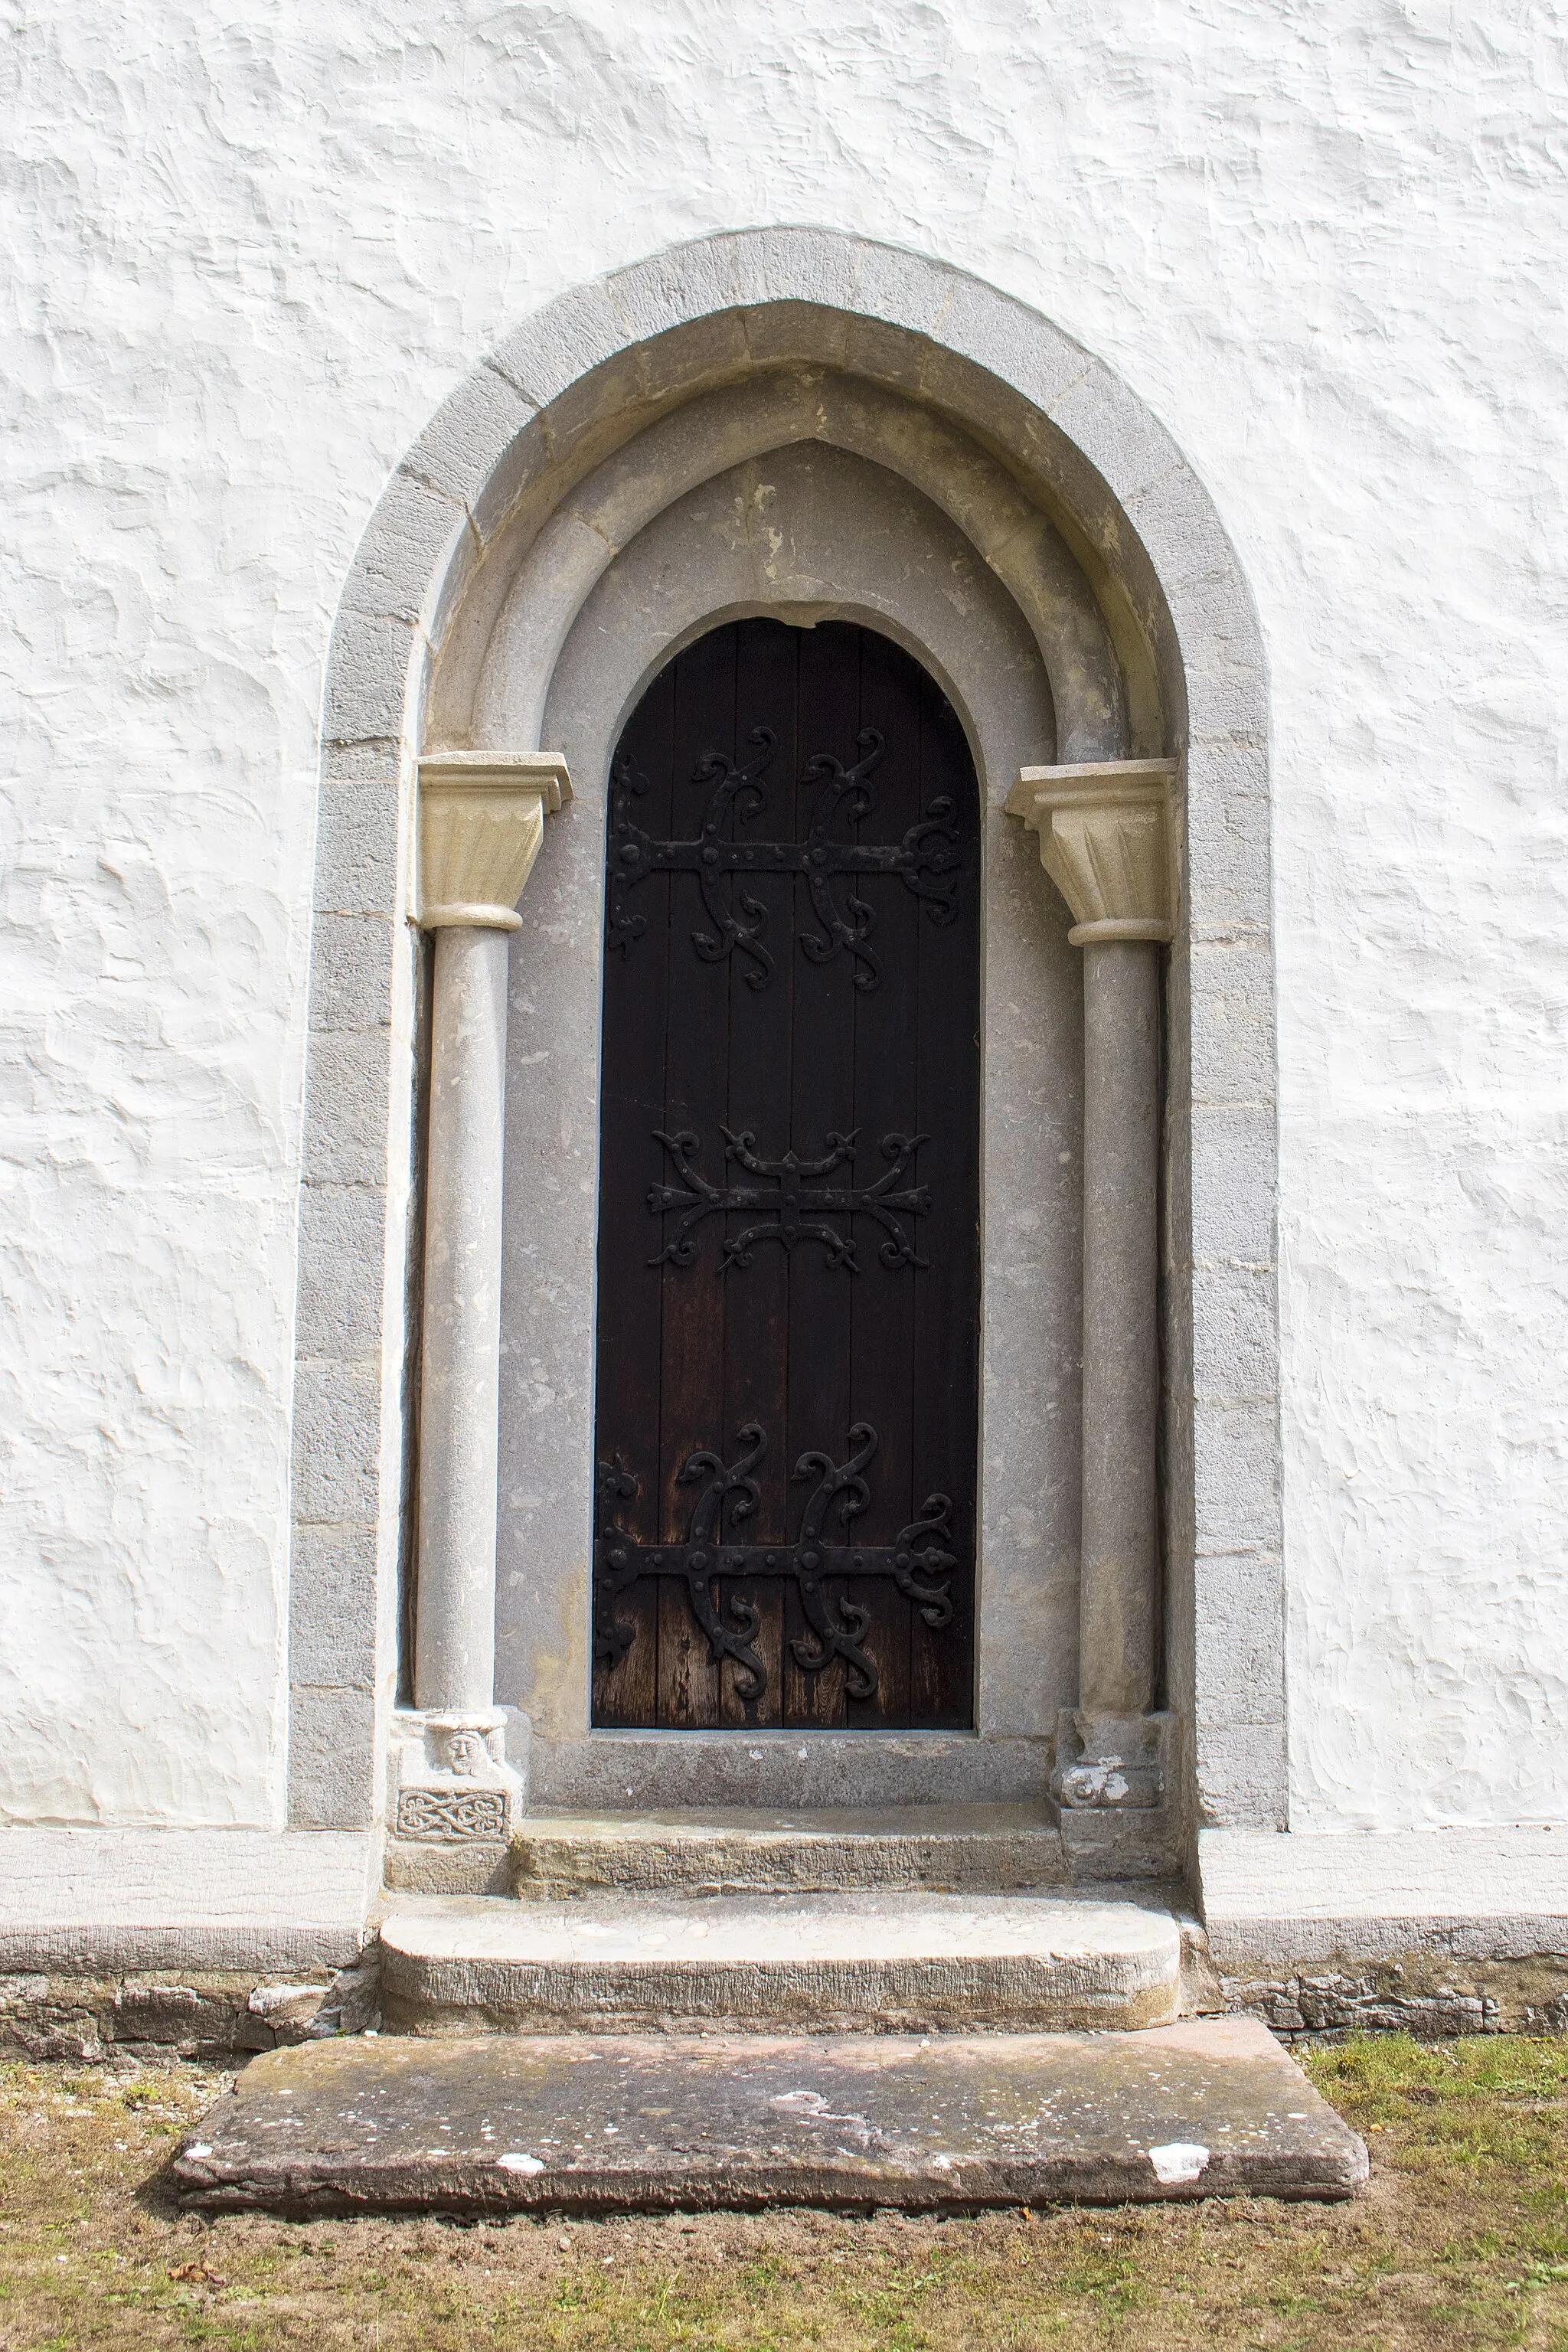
left=395, top=1787, right=510, bottom=1841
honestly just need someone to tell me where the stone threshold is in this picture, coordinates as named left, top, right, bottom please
left=511, top=1803, right=1069, bottom=1900
left=387, top=1801, right=1072, bottom=1900
left=171, top=2017, right=1367, bottom=2214
left=528, top=1733, right=1057, bottom=1812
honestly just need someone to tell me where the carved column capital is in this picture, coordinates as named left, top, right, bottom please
left=1005, top=759, right=1178, bottom=946
left=417, top=752, right=573, bottom=930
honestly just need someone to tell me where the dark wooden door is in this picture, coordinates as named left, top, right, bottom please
left=592, top=619, right=980, bottom=1730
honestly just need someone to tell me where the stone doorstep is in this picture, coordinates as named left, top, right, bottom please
left=377, top=1890, right=1189, bottom=2034
left=171, top=2016, right=1368, bottom=2215
left=508, top=1804, right=1070, bottom=1900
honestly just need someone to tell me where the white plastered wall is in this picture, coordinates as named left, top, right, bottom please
left=2, top=0, right=1565, bottom=1830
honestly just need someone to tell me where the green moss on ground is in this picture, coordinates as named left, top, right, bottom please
left=0, top=2034, right=1563, bottom=2348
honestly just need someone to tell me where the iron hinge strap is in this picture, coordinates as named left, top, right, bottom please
left=593, top=1422, right=957, bottom=1704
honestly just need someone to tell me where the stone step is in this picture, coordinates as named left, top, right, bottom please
left=509, top=1805, right=1067, bottom=1900
left=378, top=1890, right=1185, bottom=2034
left=172, top=2017, right=1369, bottom=2215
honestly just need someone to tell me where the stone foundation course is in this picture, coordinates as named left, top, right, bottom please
left=1223, top=1956, right=1568, bottom=2043
left=0, top=1959, right=379, bottom=2066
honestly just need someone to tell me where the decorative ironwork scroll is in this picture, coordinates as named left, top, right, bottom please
left=606, top=726, right=964, bottom=993
left=593, top=1424, right=957, bottom=1705
left=647, top=1127, right=931, bottom=1272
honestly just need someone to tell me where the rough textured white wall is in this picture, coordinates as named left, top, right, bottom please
left=2, top=0, right=1564, bottom=1828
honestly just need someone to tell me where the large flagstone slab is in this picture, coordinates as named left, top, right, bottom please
left=172, top=2015, right=1366, bottom=2214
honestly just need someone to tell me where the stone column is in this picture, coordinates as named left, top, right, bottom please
left=387, top=751, right=571, bottom=1890
left=1005, top=759, right=1178, bottom=1872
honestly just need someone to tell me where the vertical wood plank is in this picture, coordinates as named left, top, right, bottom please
left=841, top=627, right=923, bottom=1727
left=656, top=626, right=738, bottom=1727
left=910, top=669, right=982, bottom=1728
left=717, top=620, right=799, bottom=1727
left=781, top=624, right=862, bottom=1730
left=590, top=662, right=674, bottom=1726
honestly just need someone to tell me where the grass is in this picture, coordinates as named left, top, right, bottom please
left=0, top=2034, right=1563, bottom=2348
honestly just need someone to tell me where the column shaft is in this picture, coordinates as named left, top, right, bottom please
left=414, top=923, right=511, bottom=1712
left=1079, top=939, right=1161, bottom=1718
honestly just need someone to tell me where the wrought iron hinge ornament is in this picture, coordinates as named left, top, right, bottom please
left=593, top=1424, right=956, bottom=1706
left=647, top=1127, right=930, bottom=1272
left=606, top=726, right=964, bottom=992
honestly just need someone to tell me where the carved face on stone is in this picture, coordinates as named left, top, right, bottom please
left=443, top=1729, right=488, bottom=1776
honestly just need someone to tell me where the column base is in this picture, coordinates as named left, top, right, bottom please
left=384, top=1710, right=530, bottom=1896
left=1051, top=1709, right=1180, bottom=1880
